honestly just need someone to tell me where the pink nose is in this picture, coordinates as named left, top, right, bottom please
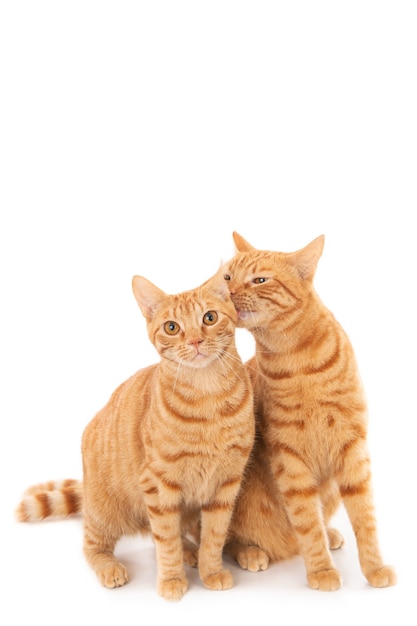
left=189, top=338, right=203, bottom=347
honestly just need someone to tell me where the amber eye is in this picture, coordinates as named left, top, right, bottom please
left=203, top=311, right=218, bottom=325
left=223, top=274, right=231, bottom=281
left=253, top=277, right=268, bottom=284
left=164, top=321, right=180, bottom=335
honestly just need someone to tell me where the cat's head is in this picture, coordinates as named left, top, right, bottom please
left=132, top=274, right=238, bottom=369
left=220, top=232, right=324, bottom=330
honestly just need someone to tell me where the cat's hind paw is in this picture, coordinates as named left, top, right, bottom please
left=236, top=545, right=269, bottom=572
left=202, top=568, right=233, bottom=590
left=366, top=565, right=397, bottom=588
left=98, top=562, right=128, bottom=588
left=158, top=576, right=188, bottom=601
left=327, top=527, right=344, bottom=550
left=182, top=538, right=198, bottom=568
left=307, top=568, right=342, bottom=591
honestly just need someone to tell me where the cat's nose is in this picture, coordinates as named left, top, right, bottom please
left=189, top=338, right=203, bottom=347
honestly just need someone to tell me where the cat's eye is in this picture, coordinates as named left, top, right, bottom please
left=203, top=311, right=218, bottom=325
left=223, top=274, right=231, bottom=281
left=164, top=321, right=180, bottom=335
left=253, top=277, right=268, bottom=284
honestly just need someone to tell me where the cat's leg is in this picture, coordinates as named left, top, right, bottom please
left=141, top=478, right=188, bottom=601
left=150, top=506, right=188, bottom=600
left=337, top=442, right=396, bottom=587
left=321, top=480, right=344, bottom=550
left=198, top=477, right=248, bottom=591
left=224, top=451, right=298, bottom=571
left=274, top=455, right=342, bottom=591
left=83, top=515, right=128, bottom=588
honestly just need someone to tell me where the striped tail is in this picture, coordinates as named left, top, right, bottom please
left=15, top=479, right=83, bottom=522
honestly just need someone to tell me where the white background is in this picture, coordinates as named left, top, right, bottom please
left=1, top=2, right=415, bottom=625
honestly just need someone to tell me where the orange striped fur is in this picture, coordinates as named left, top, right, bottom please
left=218, top=232, right=396, bottom=590
left=16, top=479, right=82, bottom=521
left=16, top=274, right=255, bottom=601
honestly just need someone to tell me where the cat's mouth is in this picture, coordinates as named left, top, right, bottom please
left=187, top=350, right=216, bottom=369
left=190, top=345, right=211, bottom=362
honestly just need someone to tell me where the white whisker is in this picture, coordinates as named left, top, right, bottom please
left=217, top=350, right=246, bottom=384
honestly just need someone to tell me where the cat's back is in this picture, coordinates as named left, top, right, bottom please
left=82, top=363, right=158, bottom=451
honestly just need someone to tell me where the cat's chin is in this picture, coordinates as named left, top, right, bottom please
left=182, top=354, right=218, bottom=370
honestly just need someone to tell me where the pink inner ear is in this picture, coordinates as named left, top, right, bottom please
left=214, top=280, right=231, bottom=301
left=203, top=272, right=230, bottom=302
left=132, top=276, right=166, bottom=319
left=290, top=235, right=324, bottom=280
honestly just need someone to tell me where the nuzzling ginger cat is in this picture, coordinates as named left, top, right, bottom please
left=220, top=232, right=396, bottom=591
left=16, top=274, right=255, bottom=601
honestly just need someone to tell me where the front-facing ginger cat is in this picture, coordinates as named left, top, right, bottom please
left=16, top=274, right=255, bottom=601
left=222, top=232, right=396, bottom=591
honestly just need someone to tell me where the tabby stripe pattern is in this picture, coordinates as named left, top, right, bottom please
left=16, top=479, right=82, bottom=522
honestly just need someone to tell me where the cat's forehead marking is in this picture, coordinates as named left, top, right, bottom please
left=167, top=291, right=214, bottom=321
left=229, top=250, right=280, bottom=278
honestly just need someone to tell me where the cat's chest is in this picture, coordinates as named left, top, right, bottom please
left=181, top=457, right=225, bottom=505
left=163, top=452, right=227, bottom=506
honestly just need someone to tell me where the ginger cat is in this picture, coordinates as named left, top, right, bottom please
left=221, top=232, right=396, bottom=591
left=16, top=274, right=255, bottom=601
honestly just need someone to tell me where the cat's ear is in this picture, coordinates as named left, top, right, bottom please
left=289, top=235, right=325, bottom=280
left=202, top=267, right=231, bottom=302
left=132, top=275, right=167, bottom=319
left=233, top=231, right=256, bottom=252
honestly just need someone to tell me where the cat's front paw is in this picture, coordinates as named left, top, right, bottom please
left=158, top=576, right=188, bottom=601
left=307, top=568, right=342, bottom=591
left=327, top=527, right=344, bottom=550
left=202, top=568, right=233, bottom=590
left=366, top=565, right=397, bottom=588
left=98, top=562, right=128, bottom=588
left=236, top=545, right=269, bottom=572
